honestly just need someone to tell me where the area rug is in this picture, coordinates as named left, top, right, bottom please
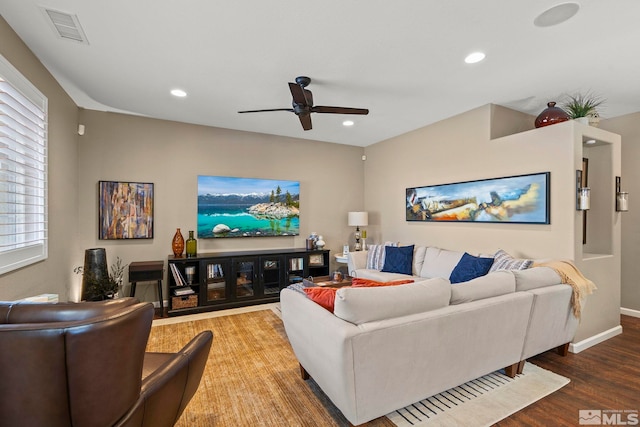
left=147, top=308, right=568, bottom=427
left=386, top=362, right=569, bottom=427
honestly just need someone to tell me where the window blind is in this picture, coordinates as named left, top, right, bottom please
left=0, top=54, right=48, bottom=275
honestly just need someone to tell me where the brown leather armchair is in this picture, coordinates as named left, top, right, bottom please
left=0, top=298, right=212, bottom=427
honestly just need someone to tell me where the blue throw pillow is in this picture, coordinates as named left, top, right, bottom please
left=381, top=245, right=414, bottom=275
left=449, top=252, right=494, bottom=284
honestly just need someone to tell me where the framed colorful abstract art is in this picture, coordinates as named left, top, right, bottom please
left=98, top=181, right=154, bottom=239
left=406, top=172, right=550, bottom=224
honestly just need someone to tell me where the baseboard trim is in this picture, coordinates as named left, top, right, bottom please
left=569, top=325, right=623, bottom=353
left=621, top=307, right=640, bottom=318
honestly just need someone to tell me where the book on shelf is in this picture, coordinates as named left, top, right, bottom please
left=170, top=264, right=188, bottom=287
left=173, top=286, right=195, bottom=296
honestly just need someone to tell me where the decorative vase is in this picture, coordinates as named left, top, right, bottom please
left=186, top=230, right=197, bottom=258
left=172, top=228, right=184, bottom=257
left=315, top=235, right=325, bottom=249
left=81, top=248, right=109, bottom=301
left=534, top=102, right=570, bottom=128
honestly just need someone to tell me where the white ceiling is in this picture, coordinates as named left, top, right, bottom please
left=1, top=1, right=639, bottom=147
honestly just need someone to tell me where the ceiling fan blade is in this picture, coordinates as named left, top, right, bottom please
left=298, top=113, right=312, bottom=131
left=289, top=83, right=311, bottom=106
left=312, top=106, right=369, bottom=115
left=238, top=108, right=293, bottom=113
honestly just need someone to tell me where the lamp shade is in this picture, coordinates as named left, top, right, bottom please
left=348, top=211, right=368, bottom=227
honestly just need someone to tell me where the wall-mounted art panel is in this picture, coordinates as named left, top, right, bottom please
left=406, top=172, right=550, bottom=224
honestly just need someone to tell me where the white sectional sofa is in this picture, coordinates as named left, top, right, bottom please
left=280, top=245, right=581, bottom=426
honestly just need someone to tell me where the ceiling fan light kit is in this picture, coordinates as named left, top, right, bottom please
left=238, top=76, right=369, bottom=131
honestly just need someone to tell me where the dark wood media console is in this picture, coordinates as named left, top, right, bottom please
left=167, top=248, right=330, bottom=316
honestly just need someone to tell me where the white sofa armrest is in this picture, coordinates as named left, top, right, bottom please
left=280, top=288, right=361, bottom=422
left=347, top=250, right=368, bottom=276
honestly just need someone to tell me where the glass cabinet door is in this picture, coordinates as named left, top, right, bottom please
left=287, top=255, right=305, bottom=285
left=261, top=256, right=284, bottom=296
left=204, top=260, right=228, bottom=303
left=234, top=259, right=256, bottom=298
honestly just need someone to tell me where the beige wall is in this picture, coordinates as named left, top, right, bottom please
left=364, top=105, right=621, bottom=342
left=76, top=110, right=365, bottom=302
left=601, top=113, right=640, bottom=312
left=363, top=105, right=576, bottom=258
left=0, top=17, right=80, bottom=301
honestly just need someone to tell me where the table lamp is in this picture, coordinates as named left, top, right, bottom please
left=348, top=211, right=368, bottom=251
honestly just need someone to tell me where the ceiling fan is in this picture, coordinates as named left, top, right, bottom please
left=238, top=76, right=369, bottom=131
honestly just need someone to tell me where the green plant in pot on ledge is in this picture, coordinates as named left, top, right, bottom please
left=562, top=92, right=604, bottom=125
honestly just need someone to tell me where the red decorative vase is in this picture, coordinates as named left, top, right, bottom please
left=535, top=101, right=570, bottom=128
left=172, top=228, right=184, bottom=257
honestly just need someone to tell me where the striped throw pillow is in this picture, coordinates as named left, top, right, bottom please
left=489, top=249, right=532, bottom=272
left=365, top=242, right=398, bottom=270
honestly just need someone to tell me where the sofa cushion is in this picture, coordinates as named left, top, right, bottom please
left=303, top=287, right=340, bottom=312
left=333, top=278, right=451, bottom=325
left=419, top=247, right=464, bottom=279
left=351, top=278, right=415, bottom=287
left=352, top=269, right=416, bottom=282
left=489, top=249, right=533, bottom=272
left=449, top=253, right=494, bottom=284
left=450, top=271, right=516, bottom=304
left=381, top=245, right=414, bottom=275
left=412, top=246, right=427, bottom=275
left=513, top=267, right=561, bottom=291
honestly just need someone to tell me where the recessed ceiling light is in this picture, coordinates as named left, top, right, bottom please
left=534, top=3, right=580, bottom=27
left=585, top=139, right=597, bottom=145
left=171, top=89, right=187, bottom=97
left=343, top=120, right=355, bottom=127
left=464, top=52, right=486, bottom=64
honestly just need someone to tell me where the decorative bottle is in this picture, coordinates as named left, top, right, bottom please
left=186, top=230, right=197, bottom=258
left=172, top=228, right=184, bottom=257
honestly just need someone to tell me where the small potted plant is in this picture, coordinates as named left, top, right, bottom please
left=75, top=256, right=128, bottom=300
left=562, top=92, right=604, bottom=125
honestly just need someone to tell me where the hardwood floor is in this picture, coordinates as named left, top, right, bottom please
left=153, top=307, right=638, bottom=426
left=497, top=314, right=640, bottom=426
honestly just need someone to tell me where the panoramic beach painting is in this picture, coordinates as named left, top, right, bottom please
left=197, top=176, right=300, bottom=238
left=406, top=172, right=550, bottom=224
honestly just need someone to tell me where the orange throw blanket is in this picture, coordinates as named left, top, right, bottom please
left=533, top=260, right=597, bottom=320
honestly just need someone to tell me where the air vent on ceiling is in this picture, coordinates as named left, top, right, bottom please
left=41, top=7, right=89, bottom=44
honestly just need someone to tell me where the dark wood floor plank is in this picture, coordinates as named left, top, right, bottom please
left=496, top=315, right=640, bottom=426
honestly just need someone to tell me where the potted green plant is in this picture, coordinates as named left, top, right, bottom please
left=75, top=256, right=127, bottom=300
left=562, top=92, right=604, bottom=124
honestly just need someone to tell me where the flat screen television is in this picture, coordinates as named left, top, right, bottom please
left=197, top=175, right=300, bottom=238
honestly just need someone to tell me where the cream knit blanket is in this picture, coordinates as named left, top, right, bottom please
left=533, top=260, right=597, bottom=320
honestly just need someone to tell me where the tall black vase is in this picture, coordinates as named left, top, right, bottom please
left=82, top=248, right=109, bottom=301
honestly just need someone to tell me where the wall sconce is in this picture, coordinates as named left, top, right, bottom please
left=576, top=170, right=590, bottom=211
left=616, top=176, right=629, bottom=212
left=348, top=211, right=368, bottom=251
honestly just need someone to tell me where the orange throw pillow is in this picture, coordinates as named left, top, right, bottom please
left=351, top=278, right=414, bottom=288
left=303, top=287, right=340, bottom=312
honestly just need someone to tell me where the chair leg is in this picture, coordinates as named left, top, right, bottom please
left=517, top=360, right=526, bottom=374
